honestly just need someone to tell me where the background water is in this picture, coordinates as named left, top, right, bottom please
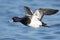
left=0, top=0, right=60, bottom=40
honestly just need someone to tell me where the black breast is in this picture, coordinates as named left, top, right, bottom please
left=20, top=16, right=31, bottom=25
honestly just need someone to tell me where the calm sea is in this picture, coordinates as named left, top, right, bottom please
left=0, top=0, right=60, bottom=40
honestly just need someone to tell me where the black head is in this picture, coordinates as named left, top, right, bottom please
left=12, top=16, right=31, bottom=25
left=12, top=17, right=22, bottom=22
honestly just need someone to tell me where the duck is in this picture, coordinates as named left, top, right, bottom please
left=11, top=6, right=59, bottom=28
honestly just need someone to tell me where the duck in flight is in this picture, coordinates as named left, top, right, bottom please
left=12, top=6, right=59, bottom=28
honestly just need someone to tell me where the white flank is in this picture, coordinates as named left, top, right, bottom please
left=28, top=10, right=43, bottom=28
left=28, top=16, right=42, bottom=28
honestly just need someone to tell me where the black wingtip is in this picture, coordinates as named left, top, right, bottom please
left=24, top=6, right=30, bottom=12
left=24, top=6, right=27, bottom=8
left=54, top=9, right=59, bottom=13
left=24, top=6, right=33, bottom=16
left=24, top=6, right=29, bottom=9
left=45, top=9, right=59, bottom=15
left=51, top=9, right=59, bottom=15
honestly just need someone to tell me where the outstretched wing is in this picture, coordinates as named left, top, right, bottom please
left=33, top=9, right=44, bottom=21
left=38, top=8, right=59, bottom=15
left=24, top=6, right=33, bottom=16
left=33, top=8, right=59, bottom=21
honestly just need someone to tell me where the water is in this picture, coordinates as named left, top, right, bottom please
left=0, top=0, right=60, bottom=40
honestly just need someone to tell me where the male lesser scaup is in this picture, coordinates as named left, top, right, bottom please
left=11, top=6, right=59, bottom=28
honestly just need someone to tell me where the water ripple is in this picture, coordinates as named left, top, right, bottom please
left=0, top=38, right=16, bottom=40
left=54, top=31, right=60, bottom=34
left=41, top=36, right=56, bottom=39
left=52, top=4, right=60, bottom=7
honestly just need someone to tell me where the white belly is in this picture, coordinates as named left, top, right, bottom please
left=28, top=15, right=42, bottom=28
left=28, top=20, right=42, bottom=28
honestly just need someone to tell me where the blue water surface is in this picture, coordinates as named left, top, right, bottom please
left=0, top=0, right=60, bottom=40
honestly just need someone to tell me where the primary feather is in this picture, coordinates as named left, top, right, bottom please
left=38, top=8, right=59, bottom=15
